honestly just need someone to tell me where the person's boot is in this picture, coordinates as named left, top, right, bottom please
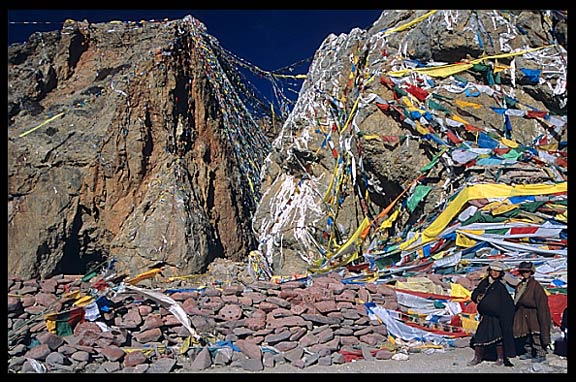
left=495, top=345, right=505, bottom=366
left=519, top=352, right=533, bottom=360
left=519, top=344, right=533, bottom=360
left=467, top=346, right=484, bottom=366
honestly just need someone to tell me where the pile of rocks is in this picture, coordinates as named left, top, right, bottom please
left=8, top=270, right=471, bottom=373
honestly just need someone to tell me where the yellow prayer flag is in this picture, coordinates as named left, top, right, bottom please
left=123, top=348, right=155, bottom=357
left=480, top=201, right=502, bottom=211
left=415, top=121, right=430, bottom=135
left=72, top=295, right=94, bottom=307
left=379, top=209, right=400, bottom=230
left=399, top=232, right=421, bottom=250
left=125, top=268, right=163, bottom=285
left=389, top=46, right=549, bottom=78
left=362, top=134, right=382, bottom=141
left=331, top=217, right=371, bottom=259
left=537, top=143, right=559, bottom=151
left=493, top=62, right=510, bottom=73
left=62, top=290, right=82, bottom=301
left=389, top=63, right=474, bottom=78
left=323, top=165, right=339, bottom=202
left=456, top=232, right=477, bottom=248
left=450, top=114, right=470, bottom=125
left=384, top=10, right=438, bottom=36
left=460, top=314, right=479, bottom=332
left=422, top=182, right=566, bottom=241
left=454, top=99, right=482, bottom=109
left=45, top=319, right=57, bottom=334
left=490, top=203, right=518, bottom=216
left=431, top=250, right=445, bottom=261
left=401, top=96, right=416, bottom=109
left=500, top=137, right=519, bottom=148
left=450, top=283, right=471, bottom=299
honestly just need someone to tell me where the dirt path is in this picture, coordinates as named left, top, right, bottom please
left=184, top=346, right=567, bottom=374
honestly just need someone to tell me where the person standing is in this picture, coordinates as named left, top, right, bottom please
left=553, top=305, right=567, bottom=357
left=513, top=261, right=552, bottom=363
left=468, top=261, right=516, bottom=367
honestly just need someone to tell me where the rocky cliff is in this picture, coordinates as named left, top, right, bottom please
left=253, top=9, right=567, bottom=276
left=8, top=10, right=567, bottom=282
left=6, top=10, right=568, bottom=374
left=8, top=16, right=271, bottom=279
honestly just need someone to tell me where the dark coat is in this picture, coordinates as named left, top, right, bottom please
left=513, top=277, right=552, bottom=347
left=470, top=276, right=516, bottom=358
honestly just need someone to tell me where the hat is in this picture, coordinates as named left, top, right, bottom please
left=517, top=261, right=535, bottom=273
left=488, top=261, right=506, bottom=272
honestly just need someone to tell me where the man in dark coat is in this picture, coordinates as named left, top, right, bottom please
left=513, top=261, right=552, bottom=363
left=553, top=306, right=567, bottom=356
left=468, top=261, right=516, bottom=367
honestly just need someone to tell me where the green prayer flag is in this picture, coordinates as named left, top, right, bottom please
left=420, top=149, right=447, bottom=172
left=519, top=201, right=546, bottom=213
left=501, top=149, right=522, bottom=160
left=472, top=63, right=490, bottom=72
left=453, top=75, right=468, bottom=85
left=434, top=300, right=446, bottom=308
left=428, top=99, right=451, bottom=114
left=81, top=271, right=98, bottom=282
left=485, top=228, right=510, bottom=236
left=406, top=185, right=432, bottom=212
left=432, top=93, right=453, bottom=101
left=46, top=306, right=85, bottom=336
left=56, top=318, right=74, bottom=337
left=504, top=96, right=518, bottom=108
left=461, top=209, right=520, bottom=225
left=472, top=63, right=495, bottom=85
left=394, top=85, right=408, bottom=97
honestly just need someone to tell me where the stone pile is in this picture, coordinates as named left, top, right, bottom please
left=8, top=271, right=471, bottom=373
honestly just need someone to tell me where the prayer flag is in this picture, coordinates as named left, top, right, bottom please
left=45, top=307, right=85, bottom=336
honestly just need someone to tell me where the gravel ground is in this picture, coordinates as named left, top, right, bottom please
left=186, top=346, right=568, bottom=374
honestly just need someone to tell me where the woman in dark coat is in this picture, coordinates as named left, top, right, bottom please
left=513, top=261, right=552, bottom=363
left=468, top=261, right=516, bottom=367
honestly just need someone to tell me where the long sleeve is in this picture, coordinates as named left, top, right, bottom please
left=471, top=278, right=488, bottom=304
left=533, top=280, right=552, bottom=346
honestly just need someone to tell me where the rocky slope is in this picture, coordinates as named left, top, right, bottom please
left=253, top=10, right=567, bottom=276
left=7, top=9, right=568, bottom=375
left=8, top=16, right=271, bottom=279
left=8, top=10, right=567, bottom=280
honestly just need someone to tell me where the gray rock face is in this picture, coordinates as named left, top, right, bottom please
left=253, top=10, right=567, bottom=276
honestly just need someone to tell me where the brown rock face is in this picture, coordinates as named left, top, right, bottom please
left=7, top=10, right=568, bottom=282
left=8, top=16, right=271, bottom=279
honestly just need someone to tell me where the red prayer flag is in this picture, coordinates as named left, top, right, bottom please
left=509, top=226, right=538, bottom=235
left=464, top=124, right=483, bottom=132
left=380, top=76, right=395, bottom=89
left=556, top=157, right=567, bottom=168
left=445, top=129, right=462, bottom=144
left=381, top=135, right=400, bottom=143
left=405, top=84, right=429, bottom=101
left=493, top=147, right=510, bottom=155
left=376, top=102, right=390, bottom=112
left=526, top=110, right=548, bottom=119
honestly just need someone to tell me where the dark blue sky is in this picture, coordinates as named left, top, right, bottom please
left=7, top=9, right=382, bottom=115
left=8, top=10, right=382, bottom=72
